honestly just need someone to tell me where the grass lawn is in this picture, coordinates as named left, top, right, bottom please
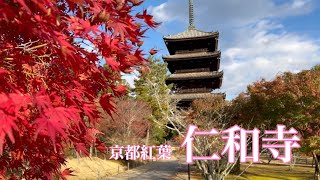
left=175, top=163, right=315, bottom=179
left=226, top=163, right=314, bottom=180
left=62, top=157, right=126, bottom=180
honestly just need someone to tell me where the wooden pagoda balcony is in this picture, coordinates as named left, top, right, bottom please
left=175, top=48, right=208, bottom=54
left=171, top=92, right=226, bottom=100
left=163, top=26, right=224, bottom=105
left=162, top=51, right=221, bottom=62
left=175, top=68, right=210, bottom=73
left=174, top=87, right=212, bottom=94
left=167, top=71, right=223, bottom=81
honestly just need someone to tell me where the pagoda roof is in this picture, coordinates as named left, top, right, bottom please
left=171, top=92, right=225, bottom=100
left=164, top=28, right=219, bottom=41
left=167, top=71, right=223, bottom=81
left=163, top=51, right=220, bottom=61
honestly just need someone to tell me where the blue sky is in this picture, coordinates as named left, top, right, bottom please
left=123, top=0, right=320, bottom=100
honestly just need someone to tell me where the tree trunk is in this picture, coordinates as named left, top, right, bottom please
left=203, top=173, right=225, bottom=180
left=289, top=153, right=297, bottom=171
left=76, top=150, right=80, bottom=164
left=231, top=158, right=240, bottom=174
left=268, top=153, right=273, bottom=164
left=196, top=160, right=226, bottom=180
left=145, top=127, right=150, bottom=145
left=313, top=152, right=320, bottom=180
left=89, top=144, right=93, bottom=158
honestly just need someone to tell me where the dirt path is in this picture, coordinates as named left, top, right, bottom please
left=107, top=157, right=187, bottom=180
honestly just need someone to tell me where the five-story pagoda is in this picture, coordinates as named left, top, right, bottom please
left=164, top=0, right=225, bottom=107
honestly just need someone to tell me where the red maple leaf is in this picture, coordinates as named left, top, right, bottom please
left=95, top=139, right=107, bottom=152
left=149, top=48, right=159, bottom=55
left=0, top=68, right=8, bottom=75
left=61, top=168, right=75, bottom=180
left=0, top=0, right=158, bottom=178
left=109, top=21, right=129, bottom=40
left=74, top=143, right=89, bottom=156
left=131, top=0, right=144, bottom=6
left=114, top=85, right=128, bottom=96
left=0, top=111, right=17, bottom=155
left=99, top=93, right=115, bottom=117
left=136, top=10, right=161, bottom=28
left=106, top=57, right=120, bottom=71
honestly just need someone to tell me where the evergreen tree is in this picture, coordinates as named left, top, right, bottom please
left=134, top=56, right=172, bottom=144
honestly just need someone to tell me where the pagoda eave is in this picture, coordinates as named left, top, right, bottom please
left=171, top=92, right=226, bottom=100
left=163, top=51, right=221, bottom=61
left=164, top=34, right=218, bottom=42
left=163, top=29, right=219, bottom=41
left=166, top=71, right=223, bottom=81
left=162, top=1, right=225, bottom=107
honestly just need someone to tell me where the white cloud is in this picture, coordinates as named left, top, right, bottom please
left=150, top=0, right=314, bottom=28
left=221, top=20, right=320, bottom=98
left=121, top=71, right=139, bottom=88
left=148, top=0, right=319, bottom=99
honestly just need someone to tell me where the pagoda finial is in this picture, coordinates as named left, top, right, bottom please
left=188, top=0, right=195, bottom=29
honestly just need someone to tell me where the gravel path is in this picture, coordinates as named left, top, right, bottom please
left=107, top=157, right=187, bottom=180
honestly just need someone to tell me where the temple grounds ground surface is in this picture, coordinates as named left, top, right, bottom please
left=63, top=156, right=186, bottom=179
left=174, top=162, right=314, bottom=179
left=62, top=157, right=127, bottom=179
left=63, top=156, right=314, bottom=179
left=226, top=163, right=314, bottom=179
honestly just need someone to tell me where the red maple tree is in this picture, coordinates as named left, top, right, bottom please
left=0, top=0, right=159, bottom=179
